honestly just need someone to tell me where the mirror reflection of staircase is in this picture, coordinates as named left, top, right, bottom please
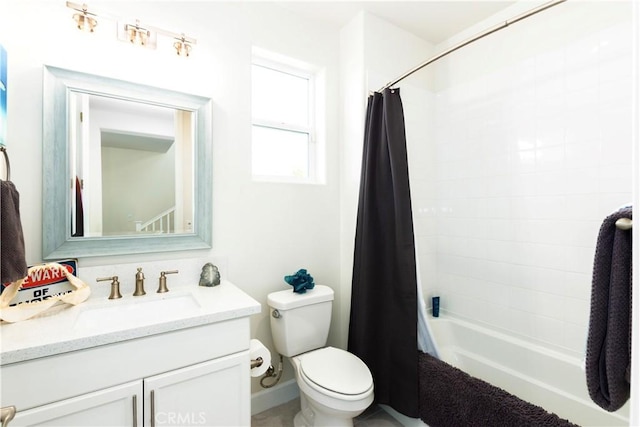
left=135, top=206, right=175, bottom=233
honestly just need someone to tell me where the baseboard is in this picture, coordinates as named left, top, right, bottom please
left=251, top=379, right=300, bottom=415
left=379, top=404, right=428, bottom=427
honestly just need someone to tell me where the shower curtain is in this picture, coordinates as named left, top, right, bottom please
left=348, top=88, right=419, bottom=417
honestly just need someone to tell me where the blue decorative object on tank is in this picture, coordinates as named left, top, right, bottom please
left=284, top=269, right=315, bottom=293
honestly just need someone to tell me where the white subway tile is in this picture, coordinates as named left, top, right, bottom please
left=566, top=33, right=600, bottom=68
left=600, top=166, right=633, bottom=194
left=506, top=309, right=536, bottom=337
left=533, top=195, right=568, bottom=220
left=564, top=168, right=599, bottom=195
left=564, top=245, right=596, bottom=274
left=563, top=297, right=590, bottom=325
left=484, top=261, right=512, bottom=285
left=536, top=292, right=567, bottom=321
left=565, top=140, right=601, bottom=170
left=536, top=146, right=565, bottom=172
left=511, top=149, right=537, bottom=174
left=562, top=220, right=600, bottom=248
left=598, top=23, right=632, bottom=61
left=534, top=267, right=568, bottom=296
left=511, top=173, right=537, bottom=197
left=534, top=315, right=566, bottom=347
left=420, top=6, right=632, bottom=355
left=564, top=271, right=592, bottom=300
left=536, top=171, right=566, bottom=196
left=566, top=66, right=599, bottom=93
left=536, top=78, right=565, bottom=102
left=563, top=323, right=588, bottom=355
left=564, top=195, right=601, bottom=220
left=536, top=48, right=565, bottom=78
left=509, top=286, right=538, bottom=313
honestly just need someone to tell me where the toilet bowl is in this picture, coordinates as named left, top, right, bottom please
left=291, top=347, right=374, bottom=427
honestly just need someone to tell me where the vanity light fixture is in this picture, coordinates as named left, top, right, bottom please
left=65, top=1, right=196, bottom=56
left=125, top=20, right=152, bottom=47
left=174, top=34, right=193, bottom=57
left=117, top=19, right=157, bottom=49
left=70, top=3, right=97, bottom=32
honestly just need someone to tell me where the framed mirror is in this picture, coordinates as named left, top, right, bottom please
left=43, top=65, right=212, bottom=259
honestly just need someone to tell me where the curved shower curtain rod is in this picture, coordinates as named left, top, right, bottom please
left=378, top=0, right=567, bottom=92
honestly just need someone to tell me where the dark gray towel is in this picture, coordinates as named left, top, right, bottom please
left=418, top=352, right=578, bottom=427
left=1, top=179, right=27, bottom=283
left=586, top=206, right=632, bottom=412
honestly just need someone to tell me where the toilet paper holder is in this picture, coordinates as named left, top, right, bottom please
left=251, top=357, right=264, bottom=369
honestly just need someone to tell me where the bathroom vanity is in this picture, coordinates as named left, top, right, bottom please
left=0, top=280, right=260, bottom=426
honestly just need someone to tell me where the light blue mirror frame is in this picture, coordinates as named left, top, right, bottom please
left=42, top=65, right=212, bottom=259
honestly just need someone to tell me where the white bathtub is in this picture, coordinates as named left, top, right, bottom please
left=427, top=315, right=630, bottom=427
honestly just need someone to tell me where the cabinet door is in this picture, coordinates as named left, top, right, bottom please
left=11, top=380, right=142, bottom=427
left=144, top=351, right=250, bottom=427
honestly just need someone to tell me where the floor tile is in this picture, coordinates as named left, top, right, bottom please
left=251, top=399, right=403, bottom=426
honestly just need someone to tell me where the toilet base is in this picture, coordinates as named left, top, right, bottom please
left=292, top=391, right=358, bottom=427
left=293, top=409, right=354, bottom=427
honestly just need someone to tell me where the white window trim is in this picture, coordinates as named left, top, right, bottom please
left=251, top=49, right=323, bottom=184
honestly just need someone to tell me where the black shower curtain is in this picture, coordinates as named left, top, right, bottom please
left=348, top=88, right=419, bottom=417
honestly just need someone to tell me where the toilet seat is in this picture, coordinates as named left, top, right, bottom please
left=298, top=347, right=373, bottom=396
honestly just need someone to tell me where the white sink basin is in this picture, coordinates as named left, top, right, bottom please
left=75, top=293, right=201, bottom=331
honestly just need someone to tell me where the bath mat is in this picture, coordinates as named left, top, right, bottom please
left=418, top=352, right=578, bottom=427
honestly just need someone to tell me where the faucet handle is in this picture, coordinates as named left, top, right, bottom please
left=157, top=270, right=179, bottom=293
left=97, top=276, right=122, bottom=299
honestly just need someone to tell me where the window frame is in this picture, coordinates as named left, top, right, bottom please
left=251, top=53, right=320, bottom=184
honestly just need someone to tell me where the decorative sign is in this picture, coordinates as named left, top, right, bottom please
left=0, top=260, right=78, bottom=306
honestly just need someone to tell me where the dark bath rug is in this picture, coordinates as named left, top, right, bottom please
left=419, top=352, right=580, bottom=427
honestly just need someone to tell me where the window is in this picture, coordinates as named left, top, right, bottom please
left=251, top=51, right=323, bottom=183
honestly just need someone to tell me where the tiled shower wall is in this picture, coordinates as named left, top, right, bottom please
left=409, top=2, right=633, bottom=356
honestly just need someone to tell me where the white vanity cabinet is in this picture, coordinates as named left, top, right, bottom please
left=9, top=352, right=249, bottom=427
left=1, top=282, right=260, bottom=427
left=4, top=320, right=251, bottom=427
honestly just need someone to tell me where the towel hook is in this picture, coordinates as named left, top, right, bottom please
left=0, top=146, right=10, bottom=181
left=615, top=218, right=632, bottom=230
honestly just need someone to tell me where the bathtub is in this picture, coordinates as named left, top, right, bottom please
left=427, top=315, right=630, bottom=427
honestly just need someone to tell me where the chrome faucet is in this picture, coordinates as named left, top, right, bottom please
left=133, top=267, right=146, bottom=296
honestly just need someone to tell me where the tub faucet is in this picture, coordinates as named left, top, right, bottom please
left=133, top=267, right=146, bottom=296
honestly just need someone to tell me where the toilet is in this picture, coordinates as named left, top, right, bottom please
left=267, top=285, right=374, bottom=427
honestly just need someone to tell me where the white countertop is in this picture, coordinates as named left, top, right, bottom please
left=0, top=280, right=261, bottom=365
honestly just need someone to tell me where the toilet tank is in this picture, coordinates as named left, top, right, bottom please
left=267, top=285, right=334, bottom=357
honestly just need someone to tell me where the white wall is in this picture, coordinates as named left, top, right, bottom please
left=412, top=1, right=634, bottom=359
left=0, top=0, right=341, bottom=394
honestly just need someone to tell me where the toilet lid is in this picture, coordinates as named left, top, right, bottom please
left=299, top=347, right=373, bottom=395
